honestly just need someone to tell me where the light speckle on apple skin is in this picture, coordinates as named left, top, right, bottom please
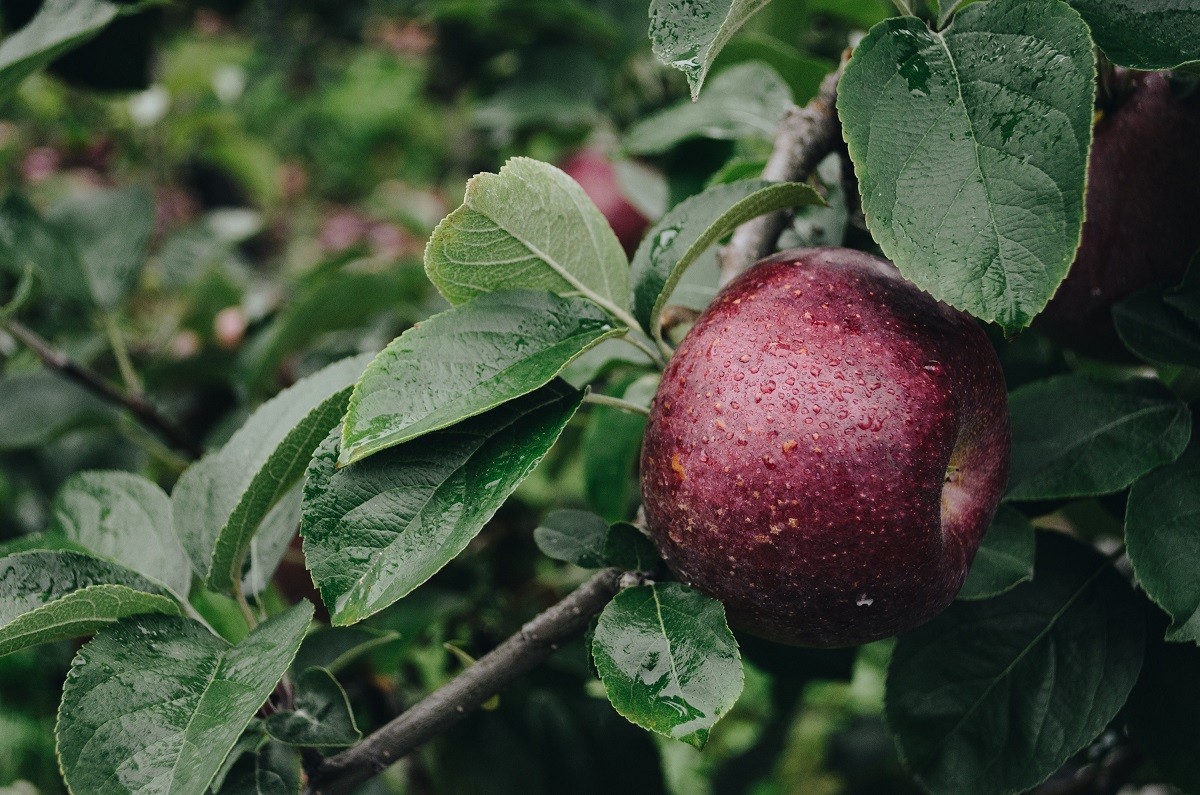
left=640, top=248, right=1010, bottom=648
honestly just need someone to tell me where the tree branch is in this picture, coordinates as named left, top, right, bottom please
left=3, top=318, right=201, bottom=458
left=305, top=568, right=632, bottom=795
left=717, top=62, right=846, bottom=287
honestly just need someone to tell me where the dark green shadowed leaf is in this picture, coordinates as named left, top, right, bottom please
left=56, top=602, right=313, bottom=795
left=838, top=0, right=1095, bottom=332
left=1166, top=254, right=1200, bottom=325
left=604, top=523, right=659, bottom=572
left=292, top=626, right=401, bottom=676
left=1113, top=283, right=1200, bottom=368
left=0, top=369, right=114, bottom=450
left=886, top=532, right=1144, bottom=795
left=1007, top=374, right=1191, bottom=501
left=424, top=158, right=633, bottom=326
left=582, top=373, right=657, bottom=522
left=592, top=582, right=743, bottom=749
left=1126, top=445, right=1200, bottom=644
left=171, top=353, right=373, bottom=592
left=630, top=179, right=823, bottom=341
left=1066, top=0, right=1200, bottom=70
left=48, top=185, right=154, bottom=310
left=534, top=509, right=609, bottom=569
left=0, top=193, right=88, bottom=302
left=624, top=63, right=791, bottom=156
left=957, top=506, right=1035, bottom=601
left=264, top=667, right=361, bottom=748
left=340, top=290, right=621, bottom=466
left=0, top=0, right=121, bottom=102
left=648, top=0, right=772, bottom=98
left=0, top=550, right=178, bottom=656
left=214, top=742, right=301, bottom=795
left=51, top=471, right=192, bottom=599
left=303, top=382, right=582, bottom=626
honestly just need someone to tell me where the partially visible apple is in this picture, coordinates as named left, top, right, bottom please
left=1037, top=72, right=1200, bottom=356
left=640, top=248, right=1010, bottom=647
left=560, top=149, right=650, bottom=257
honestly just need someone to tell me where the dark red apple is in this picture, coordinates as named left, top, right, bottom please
left=1037, top=72, right=1200, bottom=356
left=640, top=248, right=1010, bottom=647
left=560, top=149, right=650, bottom=257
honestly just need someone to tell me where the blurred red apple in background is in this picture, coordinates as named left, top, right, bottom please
left=560, top=149, right=650, bottom=257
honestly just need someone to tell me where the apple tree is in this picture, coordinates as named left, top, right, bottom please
left=0, top=0, right=1199, bottom=793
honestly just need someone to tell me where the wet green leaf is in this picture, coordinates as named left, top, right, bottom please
left=1126, top=445, right=1200, bottom=644
left=534, top=509, right=609, bottom=568
left=624, top=63, right=791, bottom=156
left=592, top=582, right=742, bottom=748
left=51, top=471, right=192, bottom=599
left=957, top=505, right=1035, bottom=601
left=264, top=667, right=361, bottom=748
left=425, top=158, right=633, bottom=326
left=1066, top=0, right=1200, bottom=70
left=340, top=290, right=621, bottom=466
left=629, top=178, right=822, bottom=342
left=0, top=550, right=179, bottom=656
left=1007, top=374, right=1191, bottom=501
left=648, top=0, right=772, bottom=98
left=56, top=602, right=313, bottom=795
left=0, top=0, right=121, bottom=102
left=887, top=532, right=1144, bottom=795
left=839, top=0, right=1095, bottom=332
left=303, top=382, right=582, bottom=626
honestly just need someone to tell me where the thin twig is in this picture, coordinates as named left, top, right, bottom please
left=583, top=392, right=651, bottom=416
left=2, top=318, right=201, bottom=458
left=717, top=62, right=846, bottom=287
left=304, top=568, right=632, bottom=795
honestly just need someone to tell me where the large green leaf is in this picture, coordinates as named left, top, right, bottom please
left=56, top=602, right=313, bottom=795
left=425, top=158, right=635, bottom=328
left=592, top=582, right=742, bottom=749
left=648, top=0, right=772, bottom=98
left=1126, top=445, right=1200, bottom=644
left=340, top=290, right=620, bottom=467
left=51, top=471, right=192, bottom=599
left=838, top=0, right=1095, bottom=332
left=0, top=550, right=179, bottom=656
left=1007, top=375, right=1191, bottom=501
left=624, top=63, right=791, bottom=156
left=0, top=369, right=114, bottom=450
left=1066, top=0, right=1200, bottom=70
left=957, top=505, right=1035, bottom=601
left=0, top=0, right=121, bottom=102
left=172, top=353, right=373, bottom=592
left=629, top=179, right=823, bottom=340
left=886, top=532, right=1144, bottom=795
left=303, top=381, right=582, bottom=626
left=264, top=667, right=361, bottom=749
left=1114, top=282, right=1200, bottom=368
left=49, top=185, right=154, bottom=310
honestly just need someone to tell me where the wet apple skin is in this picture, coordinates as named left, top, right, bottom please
left=640, top=248, right=1010, bottom=647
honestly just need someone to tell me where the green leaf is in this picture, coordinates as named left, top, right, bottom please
left=0, top=550, right=179, bottom=656
left=264, top=667, right=361, bottom=748
left=1007, top=374, right=1191, bottom=501
left=838, top=0, right=1095, bottom=332
left=171, top=353, right=373, bottom=591
left=1114, top=282, right=1200, bottom=368
left=51, top=471, right=192, bottom=599
left=292, top=626, right=401, bottom=675
left=886, top=532, right=1144, bottom=795
left=49, top=185, right=154, bottom=310
left=592, top=582, right=743, bottom=748
left=629, top=179, right=823, bottom=340
left=425, top=157, right=634, bottom=327
left=582, top=373, right=656, bottom=522
left=534, top=509, right=609, bottom=568
left=0, top=193, right=87, bottom=302
left=957, top=506, right=1035, bottom=601
left=340, top=290, right=621, bottom=467
left=242, top=483, right=302, bottom=597
left=604, top=522, right=660, bottom=572
left=214, top=742, right=301, bottom=795
left=648, top=0, right=772, bottom=98
left=0, top=370, right=113, bottom=450
left=0, top=0, right=121, bottom=102
left=303, top=381, right=582, bottom=626
left=623, top=63, right=791, bottom=156
left=1127, top=610, right=1200, bottom=793
left=1166, top=254, right=1200, bottom=325
left=1126, top=445, right=1200, bottom=644
left=713, top=33, right=833, bottom=104
left=0, top=263, right=35, bottom=321
left=1066, top=0, right=1200, bottom=70
left=56, top=603, right=313, bottom=795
